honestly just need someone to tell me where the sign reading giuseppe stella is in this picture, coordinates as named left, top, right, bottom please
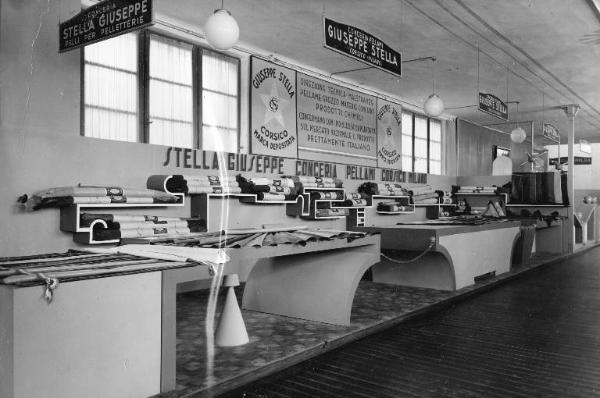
left=376, top=99, right=402, bottom=167
left=250, top=57, right=298, bottom=157
left=59, top=0, right=152, bottom=52
left=297, top=73, right=377, bottom=159
left=478, top=92, right=508, bottom=121
left=323, top=18, right=402, bottom=78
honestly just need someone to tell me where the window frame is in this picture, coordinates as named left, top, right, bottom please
left=81, top=29, right=241, bottom=153
left=402, top=111, right=443, bottom=175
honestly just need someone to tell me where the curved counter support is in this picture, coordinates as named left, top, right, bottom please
left=355, top=222, right=521, bottom=291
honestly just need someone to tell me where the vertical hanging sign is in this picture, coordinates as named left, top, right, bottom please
left=376, top=99, right=402, bottom=167
left=59, top=0, right=153, bottom=52
left=250, top=57, right=298, bottom=157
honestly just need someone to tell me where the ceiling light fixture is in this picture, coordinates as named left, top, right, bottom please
left=510, top=101, right=526, bottom=143
left=423, top=57, right=444, bottom=117
left=204, top=0, right=239, bottom=51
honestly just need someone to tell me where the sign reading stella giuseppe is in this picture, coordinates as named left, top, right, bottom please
left=297, top=73, right=377, bottom=159
left=376, top=99, right=402, bottom=167
left=478, top=92, right=508, bottom=121
left=250, top=57, right=298, bottom=157
left=59, top=0, right=152, bottom=52
left=323, top=18, right=401, bottom=78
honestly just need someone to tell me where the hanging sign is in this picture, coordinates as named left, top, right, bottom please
left=478, top=93, right=508, bottom=121
left=542, top=123, right=560, bottom=143
left=297, top=73, right=377, bottom=160
left=549, top=156, right=592, bottom=166
left=376, top=99, right=403, bottom=167
left=59, top=0, right=153, bottom=52
left=250, top=57, right=298, bottom=157
left=323, top=17, right=402, bottom=78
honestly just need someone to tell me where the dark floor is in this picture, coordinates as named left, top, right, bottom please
left=219, top=246, right=600, bottom=398
left=163, top=251, right=563, bottom=398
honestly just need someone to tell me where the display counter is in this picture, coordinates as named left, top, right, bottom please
left=353, top=221, right=521, bottom=291
left=159, top=232, right=380, bottom=391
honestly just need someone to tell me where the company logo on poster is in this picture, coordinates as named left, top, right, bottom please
left=376, top=99, right=402, bottom=167
left=250, top=57, right=298, bottom=157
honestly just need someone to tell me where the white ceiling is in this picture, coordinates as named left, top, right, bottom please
left=157, top=0, right=600, bottom=143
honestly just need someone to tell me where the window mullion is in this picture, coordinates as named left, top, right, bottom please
left=427, top=118, right=431, bottom=174
left=194, top=47, right=202, bottom=150
left=139, top=31, right=150, bottom=143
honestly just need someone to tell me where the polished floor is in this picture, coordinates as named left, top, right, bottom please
left=156, top=250, right=564, bottom=397
left=220, top=246, right=600, bottom=398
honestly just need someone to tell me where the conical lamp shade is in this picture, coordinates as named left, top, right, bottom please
left=215, top=286, right=249, bottom=347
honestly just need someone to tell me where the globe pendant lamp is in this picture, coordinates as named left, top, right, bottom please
left=204, top=1, right=239, bottom=51
left=510, top=101, right=526, bottom=143
left=424, top=94, right=444, bottom=117
left=423, top=57, right=444, bottom=117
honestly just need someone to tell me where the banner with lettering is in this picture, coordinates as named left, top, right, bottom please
left=376, top=99, right=402, bottom=168
left=478, top=92, right=508, bottom=121
left=250, top=57, right=298, bottom=157
left=323, top=18, right=402, bottom=78
left=59, top=0, right=152, bottom=52
left=297, top=73, right=377, bottom=160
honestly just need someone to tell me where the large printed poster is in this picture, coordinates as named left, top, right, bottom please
left=376, top=99, right=402, bottom=167
left=297, top=73, right=377, bottom=159
left=250, top=57, right=298, bottom=157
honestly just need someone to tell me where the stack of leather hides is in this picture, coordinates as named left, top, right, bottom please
left=19, top=185, right=181, bottom=210
left=80, top=213, right=206, bottom=241
left=296, top=176, right=343, bottom=188
left=236, top=175, right=298, bottom=201
left=147, top=174, right=241, bottom=194
left=510, top=172, right=566, bottom=205
left=358, top=182, right=407, bottom=196
left=338, top=192, right=368, bottom=207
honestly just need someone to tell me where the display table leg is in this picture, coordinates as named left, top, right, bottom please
left=242, top=245, right=380, bottom=326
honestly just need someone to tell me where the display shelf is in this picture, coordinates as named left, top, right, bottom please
left=371, top=195, right=415, bottom=215
left=190, top=193, right=303, bottom=232
left=286, top=187, right=348, bottom=220
left=506, top=203, right=567, bottom=207
left=59, top=194, right=185, bottom=245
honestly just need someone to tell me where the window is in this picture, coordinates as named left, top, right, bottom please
left=401, top=112, right=413, bottom=172
left=84, top=33, right=138, bottom=142
left=148, top=35, right=194, bottom=148
left=401, top=111, right=443, bottom=175
left=201, top=50, right=239, bottom=152
left=429, top=120, right=442, bottom=175
left=414, top=115, right=428, bottom=173
left=83, top=31, right=240, bottom=153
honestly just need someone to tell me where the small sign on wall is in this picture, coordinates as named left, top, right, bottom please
left=550, top=156, right=592, bottom=166
left=376, top=99, right=402, bottom=168
left=59, top=0, right=153, bottom=52
left=250, top=57, right=298, bottom=157
left=297, top=73, right=377, bottom=160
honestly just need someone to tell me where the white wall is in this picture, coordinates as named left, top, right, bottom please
left=545, top=144, right=598, bottom=189
left=0, top=0, right=457, bottom=257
